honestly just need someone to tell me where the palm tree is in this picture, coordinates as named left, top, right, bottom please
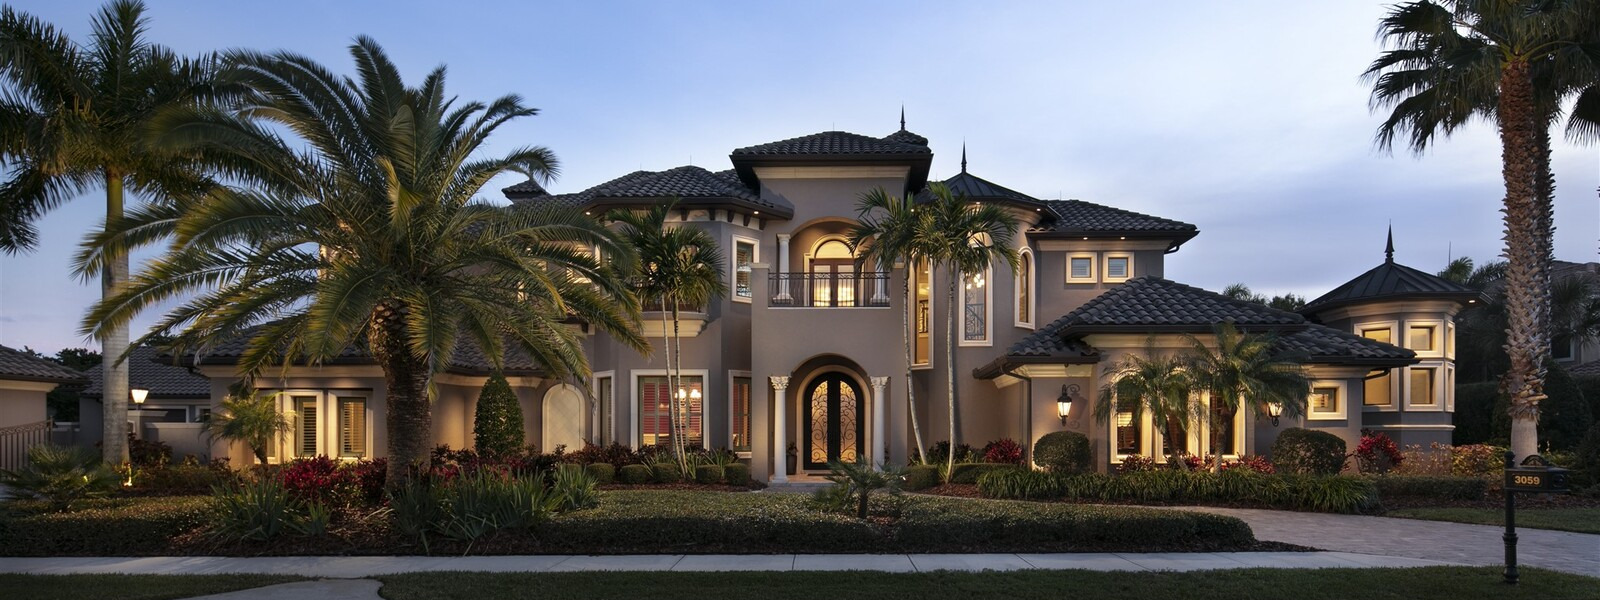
left=1183, top=322, right=1311, bottom=472
left=0, top=0, right=220, bottom=464
left=918, top=183, right=1020, bottom=478
left=849, top=187, right=931, bottom=465
left=202, top=392, right=292, bottom=465
left=1365, top=0, right=1599, bottom=459
left=75, top=38, right=645, bottom=486
left=608, top=199, right=725, bottom=469
left=1094, top=350, right=1195, bottom=468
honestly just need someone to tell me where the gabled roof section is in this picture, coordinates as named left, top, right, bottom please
left=883, top=129, right=928, bottom=146
left=0, top=345, right=86, bottom=385
left=83, top=346, right=208, bottom=400
left=1299, top=258, right=1483, bottom=316
left=1032, top=199, right=1199, bottom=244
left=507, top=166, right=793, bottom=219
left=729, top=130, right=933, bottom=194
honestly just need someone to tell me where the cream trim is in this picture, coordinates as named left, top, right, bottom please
left=1404, top=318, right=1447, bottom=359
left=958, top=266, right=993, bottom=347
left=1038, top=240, right=1170, bottom=252
left=1354, top=320, right=1400, bottom=412
left=753, top=165, right=909, bottom=179
left=1065, top=252, right=1098, bottom=284
left=591, top=371, right=615, bottom=446
left=1015, top=248, right=1036, bottom=329
left=729, top=370, right=753, bottom=454
left=630, top=368, right=708, bottom=449
left=1102, top=252, right=1134, bottom=283
left=731, top=234, right=760, bottom=304
left=0, top=380, right=61, bottom=392
left=1403, top=362, right=1446, bottom=411
left=1307, top=380, right=1349, bottom=421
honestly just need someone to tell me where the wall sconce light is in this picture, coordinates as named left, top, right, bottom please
left=131, top=388, right=149, bottom=405
left=1057, top=384, right=1079, bottom=426
left=1267, top=402, right=1283, bottom=427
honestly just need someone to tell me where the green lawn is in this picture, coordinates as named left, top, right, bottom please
left=0, top=574, right=304, bottom=600
left=375, top=568, right=1600, bottom=600
left=1386, top=507, right=1600, bottom=534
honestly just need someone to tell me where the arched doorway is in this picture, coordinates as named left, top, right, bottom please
left=802, top=372, right=864, bottom=470
left=809, top=238, right=857, bottom=306
left=542, top=384, right=585, bottom=452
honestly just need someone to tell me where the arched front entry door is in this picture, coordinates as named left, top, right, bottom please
left=802, top=373, right=864, bottom=470
left=542, top=384, right=585, bottom=452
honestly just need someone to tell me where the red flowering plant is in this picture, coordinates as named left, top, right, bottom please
left=350, top=458, right=387, bottom=504
left=1116, top=455, right=1159, bottom=473
left=278, top=456, right=357, bottom=506
left=1172, top=453, right=1208, bottom=471
left=981, top=439, right=1025, bottom=465
left=1221, top=455, right=1276, bottom=475
left=1355, top=430, right=1405, bottom=474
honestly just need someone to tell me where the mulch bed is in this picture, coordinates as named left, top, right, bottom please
left=597, top=483, right=758, bottom=493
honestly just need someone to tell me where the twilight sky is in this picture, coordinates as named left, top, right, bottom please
left=1, top=1, right=1597, bottom=354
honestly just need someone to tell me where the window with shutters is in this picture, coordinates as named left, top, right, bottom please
left=637, top=374, right=703, bottom=449
left=338, top=397, right=367, bottom=458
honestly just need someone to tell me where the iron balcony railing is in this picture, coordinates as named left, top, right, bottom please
left=769, top=272, right=892, bottom=308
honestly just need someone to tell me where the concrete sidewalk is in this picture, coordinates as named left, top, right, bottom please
left=0, top=551, right=1459, bottom=577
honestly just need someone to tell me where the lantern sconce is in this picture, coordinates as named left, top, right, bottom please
left=131, top=388, right=149, bottom=405
left=1057, top=384, right=1081, bottom=426
left=1267, top=402, right=1284, bottom=427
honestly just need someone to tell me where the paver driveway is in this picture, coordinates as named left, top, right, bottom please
left=1178, top=507, right=1600, bottom=576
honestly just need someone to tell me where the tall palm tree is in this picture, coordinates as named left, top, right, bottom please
left=1094, top=350, right=1196, bottom=468
left=0, top=0, right=220, bottom=464
left=608, top=199, right=725, bottom=468
left=1183, top=322, right=1311, bottom=472
left=918, top=183, right=1020, bottom=478
left=849, top=187, right=931, bottom=465
left=75, top=38, right=645, bottom=486
left=202, top=391, right=292, bottom=465
left=1365, top=0, right=1599, bottom=459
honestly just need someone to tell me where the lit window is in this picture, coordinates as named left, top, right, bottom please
left=595, top=376, right=613, bottom=445
left=1114, top=396, right=1140, bottom=456
left=1408, top=326, right=1435, bottom=351
left=962, top=269, right=988, bottom=342
left=338, top=397, right=366, bottom=458
left=294, top=395, right=318, bottom=458
left=733, top=238, right=756, bottom=300
left=913, top=259, right=931, bottom=365
left=639, top=375, right=703, bottom=449
left=1016, top=252, right=1032, bottom=326
left=1105, top=256, right=1131, bottom=280
left=730, top=377, right=751, bottom=452
left=1361, top=327, right=1393, bottom=406
left=1310, top=387, right=1339, bottom=414
left=1410, top=368, right=1436, bottom=406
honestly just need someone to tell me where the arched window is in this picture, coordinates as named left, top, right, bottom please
left=960, top=266, right=990, bottom=345
left=1015, top=250, right=1033, bottom=328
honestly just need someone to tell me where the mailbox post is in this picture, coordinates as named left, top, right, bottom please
left=1501, top=452, right=1572, bottom=584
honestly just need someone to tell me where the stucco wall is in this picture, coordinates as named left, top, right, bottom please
left=0, top=385, right=49, bottom=428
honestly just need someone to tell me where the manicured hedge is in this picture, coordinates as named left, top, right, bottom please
left=617, top=464, right=651, bottom=484
left=540, top=491, right=879, bottom=553
left=650, top=465, right=682, bottom=484
left=694, top=465, right=724, bottom=485
left=1369, top=475, right=1487, bottom=501
left=976, top=468, right=1380, bottom=514
left=1271, top=428, right=1347, bottom=476
left=0, top=497, right=211, bottom=556
left=892, top=497, right=1254, bottom=551
left=948, top=463, right=1016, bottom=484
left=724, top=464, right=750, bottom=485
left=1033, top=432, right=1091, bottom=473
left=901, top=465, right=939, bottom=491
left=584, top=463, right=615, bottom=485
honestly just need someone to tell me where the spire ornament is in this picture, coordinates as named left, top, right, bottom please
left=1385, top=225, right=1395, bottom=263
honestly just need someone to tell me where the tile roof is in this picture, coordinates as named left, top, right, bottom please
left=1032, top=200, right=1198, bottom=238
left=508, top=166, right=793, bottom=217
left=1567, top=359, right=1600, bottom=378
left=938, top=171, right=1043, bottom=206
left=1300, top=258, right=1483, bottom=315
left=83, top=345, right=209, bottom=400
left=1276, top=325, right=1417, bottom=364
left=171, top=325, right=543, bottom=376
left=731, top=130, right=932, bottom=157
left=0, top=345, right=87, bottom=384
left=882, top=128, right=929, bottom=146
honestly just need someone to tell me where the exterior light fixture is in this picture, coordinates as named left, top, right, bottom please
left=1267, top=402, right=1284, bottom=427
left=131, top=388, right=149, bottom=405
left=1057, top=384, right=1078, bottom=426
left=753, top=210, right=760, bottom=215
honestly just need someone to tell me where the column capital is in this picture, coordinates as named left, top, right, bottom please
left=776, top=233, right=791, bottom=242
left=870, top=376, right=889, bottom=389
left=769, top=375, right=790, bottom=390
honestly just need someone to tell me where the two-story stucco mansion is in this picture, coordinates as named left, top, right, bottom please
left=183, top=122, right=1483, bottom=481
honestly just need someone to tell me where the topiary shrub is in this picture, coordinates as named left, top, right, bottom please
left=584, top=463, right=615, bottom=485
left=1271, top=428, right=1347, bottom=475
left=723, top=463, right=750, bottom=485
left=1033, top=432, right=1092, bottom=474
left=617, top=464, right=651, bottom=485
left=901, top=465, right=939, bottom=490
left=651, top=464, right=683, bottom=484
left=694, top=465, right=724, bottom=485
left=1370, top=475, right=1487, bottom=501
left=472, top=374, right=525, bottom=457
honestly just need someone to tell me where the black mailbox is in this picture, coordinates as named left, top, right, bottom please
left=1504, top=455, right=1570, bottom=494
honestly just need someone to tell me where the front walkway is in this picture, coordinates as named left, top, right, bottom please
left=0, top=551, right=1456, bottom=577
left=1175, top=507, right=1600, bottom=576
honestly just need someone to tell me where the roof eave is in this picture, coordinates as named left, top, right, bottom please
left=1298, top=290, right=1487, bottom=317
left=973, top=353, right=1099, bottom=380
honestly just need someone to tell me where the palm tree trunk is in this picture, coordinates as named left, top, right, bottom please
left=671, top=296, right=690, bottom=474
left=1496, top=58, right=1548, bottom=460
left=371, top=300, right=432, bottom=489
left=945, top=265, right=958, bottom=479
left=900, top=274, right=927, bottom=465
left=101, top=171, right=130, bottom=465
left=661, top=295, right=680, bottom=463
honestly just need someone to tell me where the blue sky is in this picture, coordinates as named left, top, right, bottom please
left=1, top=1, right=1597, bottom=354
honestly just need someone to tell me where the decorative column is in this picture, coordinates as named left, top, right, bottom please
left=770, top=375, right=790, bottom=483
left=871, top=376, right=888, bottom=470
left=871, top=270, right=888, bottom=305
left=775, top=234, right=792, bottom=302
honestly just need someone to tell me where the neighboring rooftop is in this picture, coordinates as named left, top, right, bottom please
left=82, top=346, right=209, bottom=401
left=0, top=345, right=87, bottom=385
left=170, top=327, right=544, bottom=376
left=1299, top=229, right=1483, bottom=316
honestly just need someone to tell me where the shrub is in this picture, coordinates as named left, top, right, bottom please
left=389, top=471, right=559, bottom=548
left=892, top=497, right=1255, bottom=551
left=1574, top=421, right=1600, bottom=489
left=584, top=463, right=615, bottom=485
left=1538, top=362, right=1593, bottom=451
left=981, top=439, right=1025, bottom=465
left=692, top=465, right=724, bottom=485
left=1115, top=455, right=1159, bottom=473
left=617, top=464, right=652, bottom=484
left=1394, top=443, right=1453, bottom=476
left=975, top=468, right=1378, bottom=514
left=948, top=462, right=1015, bottom=484
left=541, top=491, right=878, bottom=553
left=1221, top=455, right=1276, bottom=475
left=1370, top=475, right=1487, bottom=501
left=1271, top=428, right=1347, bottom=475
left=723, top=463, right=750, bottom=485
left=1356, top=431, right=1405, bottom=474
left=135, top=463, right=236, bottom=495
left=1032, top=432, right=1092, bottom=474
left=649, top=461, right=683, bottom=484
left=0, top=496, right=212, bottom=556
left=0, top=444, right=120, bottom=511
left=814, top=460, right=905, bottom=519
left=351, top=458, right=388, bottom=504
left=1450, top=444, right=1506, bottom=477
left=209, top=478, right=323, bottom=541
left=552, top=464, right=599, bottom=511
left=924, top=441, right=977, bottom=466
left=278, top=456, right=355, bottom=506
left=128, top=434, right=172, bottom=468
left=473, top=374, right=526, bottom=457
left=565, top=442, right=639, bottom=470
left=901, top=465, right=939, bottom=491
left=1453, top=382, right=1499, bottom=445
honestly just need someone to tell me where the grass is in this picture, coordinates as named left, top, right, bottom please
left=0, top=574, right=304, bottom=600
left=375, top=568, right=1600, bottom=600
left=1386, top=507, right=1600, bottom=534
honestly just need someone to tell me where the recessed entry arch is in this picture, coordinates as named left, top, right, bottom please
left=542, top=383, right=585, bottom=452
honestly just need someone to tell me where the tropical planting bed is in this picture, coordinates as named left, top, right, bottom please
left=0, top=490, right=1269, bottom=556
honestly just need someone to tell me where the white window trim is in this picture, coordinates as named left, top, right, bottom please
left=1066, top=252, right=1098, bottom=284
left=728, top=370, right=753, bottom=457
left=911, top=259, right=933, bottom=369
left=1102, top=252, right=1134, bottom=283
left=1015, top=248, right=1035, bottom=330
left=1405, top=318, right=1447, bottom=359
left=269, top=389, right=372, bottom=462
left=592, top=370, right=614, bottom=446
left=731, top=234, right=759, bottom=303
left=1107, top=400, right=1154, bottom=464
left=1445, top=363, right=1456, bottom=411
left=1553, top=336, right=1577, bottom=363
left=630, top=368, right=709, bottom=450
left=1355, top=320, right=1401, bottom=412
left=1403, top=362, right=1446, bottom=411
left=1445, top=320, right=1457, bottom=360
left=958, top=266, right=993, bottom=347
left=1306, top=380, right=1349, bottom=421
left=1192, top=391, right=1247, bottom=460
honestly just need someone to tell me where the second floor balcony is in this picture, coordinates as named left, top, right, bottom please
left=769, top=272, right=891, bottom=308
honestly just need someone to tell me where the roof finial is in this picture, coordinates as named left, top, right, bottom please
left=1385, top=224, right=1395, bottom=263
left=961, top=142, right=967, bottom=173
left=899, top=106, right=906, bottom=131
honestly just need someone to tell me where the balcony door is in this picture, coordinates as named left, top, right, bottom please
left=810, top=239, right=856, bottom=307
left=802, top=373, right=863, bottom=470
